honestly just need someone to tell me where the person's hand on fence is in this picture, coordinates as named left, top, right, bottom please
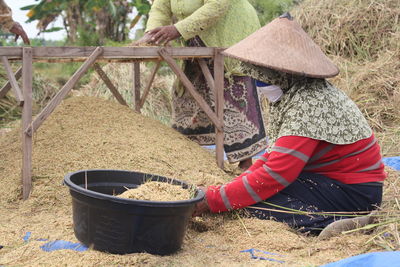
left=10, top=22, right=30, bottom=45
left=131, top=32, right=155, bottom=46
left=148, top=25, right=181, bottom=45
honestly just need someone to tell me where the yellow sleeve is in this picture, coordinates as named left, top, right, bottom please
left=174, top=0, right=231, bottom=40
left=145, top=0, right=172, bottom=32
left=0, top=0, right=15, bottom=31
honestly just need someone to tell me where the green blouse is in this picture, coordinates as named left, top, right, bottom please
left=146, top=0, right=261, bottom=76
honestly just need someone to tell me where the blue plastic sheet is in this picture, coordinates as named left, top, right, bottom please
left=23, top=232, right=31, bottom=242
left=22, top=232, right=48, bottom=242
left=240, top=248, right=285, bottom=263
left=22, top=232, right=87, bottom=252
left=383, top=157, right=400, bottom=171
left=321, top=251, right=400, bottom=267
left=40, top=240, right=88, bottom=252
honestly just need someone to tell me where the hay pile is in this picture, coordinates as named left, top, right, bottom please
left=0, top=96, right=394, bottom=266
left=117, top=181, right=193, bottom=201
left=82, top=62, right=174, bottom=125
left=292, top=0, right=400, bottom=156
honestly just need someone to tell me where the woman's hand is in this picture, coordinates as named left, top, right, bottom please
left=192, top=199, right=209, bottom=217
left=10, top=22, right=30, bottom=45
left=192, top=186, right=209, bottom=217
left=148, top=25, right=181, bottom=45
left=132, top=32, right=154, bottom=46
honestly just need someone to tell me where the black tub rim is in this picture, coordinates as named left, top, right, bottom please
left=64, top=169, right=205, bottom=207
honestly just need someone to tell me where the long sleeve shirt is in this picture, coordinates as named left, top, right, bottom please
left=146, top=0, right=260, bottom=76
left=0, top=0, right=15, bottom=32
left=206, top=134, right=386, bottom=213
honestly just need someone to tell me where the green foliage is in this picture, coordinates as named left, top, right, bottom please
left=134, top=0, right=151, bottom=15
left=76, top=26, right=101, bottom=46
left=1, top=37, right=65, bottom=47
left=249, top=0, right=298, bottom=25
left=21, top=0, right=152, bottom=44
left=41, top=27, right=64, bottom=33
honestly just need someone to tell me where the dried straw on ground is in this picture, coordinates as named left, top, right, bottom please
left=292, top=0, right=399, bottom=62
left=0, top=96, right=396, bottom=266
left=292, top=0, right=400, bottom=157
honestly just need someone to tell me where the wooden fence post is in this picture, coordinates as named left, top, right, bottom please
left=133, top=62, right=141, bottom=112
left=93, top=63, right=128, bottom=106
left=22, top=48, right=33, bottom=200
left=0, top=67, right=22, bottom=99
left=214, top=49, right=225, bottom=169
left=139, top=61, right=161, bottom=109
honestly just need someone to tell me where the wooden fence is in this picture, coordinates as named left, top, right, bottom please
left=0, top=46, right=225, bottom=199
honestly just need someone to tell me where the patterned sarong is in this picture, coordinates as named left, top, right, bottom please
left=172, top=37, right=267, bottom=163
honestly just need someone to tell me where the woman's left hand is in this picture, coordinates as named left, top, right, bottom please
left=192, top=199, right=209, bottom=217
left=148, top=25, right=181, bottom=45
left=192, top=186, right=209, bottom=217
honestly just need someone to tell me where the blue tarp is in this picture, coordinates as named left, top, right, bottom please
left=240, top=248, right=285, bottom=263
left=22, top=232, right=87, bottom=252
left=383, top=157, right=400, bottom=171
left=40, top=240, right=88, bottom=252
left=321, top=251, right=400, bottom=267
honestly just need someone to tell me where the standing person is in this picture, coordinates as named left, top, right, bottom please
left=0, top=0, right=30, bottom=44
left=193, top=14, right=386, bottom=235
left=136, top=0, right=267, bottom=170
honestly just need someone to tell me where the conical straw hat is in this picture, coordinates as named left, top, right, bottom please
left=222, top=14, right=339, bottom=78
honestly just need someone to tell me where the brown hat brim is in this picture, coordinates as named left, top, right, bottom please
left=222, top=16, right=339, bottom=78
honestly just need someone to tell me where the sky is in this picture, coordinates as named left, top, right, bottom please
left=8, top=0, right=65, bottom=40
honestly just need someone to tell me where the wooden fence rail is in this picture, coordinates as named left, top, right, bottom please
left=0, top=46, right=225, bottom=199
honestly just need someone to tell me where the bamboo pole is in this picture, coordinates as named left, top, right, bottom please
left=22, top=48, right=33, bottom=200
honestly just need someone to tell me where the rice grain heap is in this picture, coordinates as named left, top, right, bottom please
left=117, top=181, right=193, bottom=201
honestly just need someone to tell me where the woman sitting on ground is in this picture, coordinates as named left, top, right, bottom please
left=193, top=14, right=386, bottom=235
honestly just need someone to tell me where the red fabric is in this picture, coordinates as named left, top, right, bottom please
left=206, top=134, right=386, bottom=213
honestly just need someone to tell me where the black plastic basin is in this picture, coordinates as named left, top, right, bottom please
left=64, top=169, right=205, bottom=255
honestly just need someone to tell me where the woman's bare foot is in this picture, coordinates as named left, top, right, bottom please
left=238, top=158, right=253, bottom=171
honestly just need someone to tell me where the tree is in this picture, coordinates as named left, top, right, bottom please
left=22, top=0, right=152, bottom=45
left=249, top=0, right=298, bottom=25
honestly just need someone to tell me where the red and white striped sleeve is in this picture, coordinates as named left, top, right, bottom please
left=206, top=136, right=320, bottom=213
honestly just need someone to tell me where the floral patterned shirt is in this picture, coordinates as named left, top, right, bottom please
left=240, top=63, right=372, bottom=148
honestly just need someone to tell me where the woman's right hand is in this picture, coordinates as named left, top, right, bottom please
left=131, top=32, right=154, bottom=46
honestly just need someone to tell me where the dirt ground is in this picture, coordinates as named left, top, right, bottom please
left=0, top=97, right=396, bottom=266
